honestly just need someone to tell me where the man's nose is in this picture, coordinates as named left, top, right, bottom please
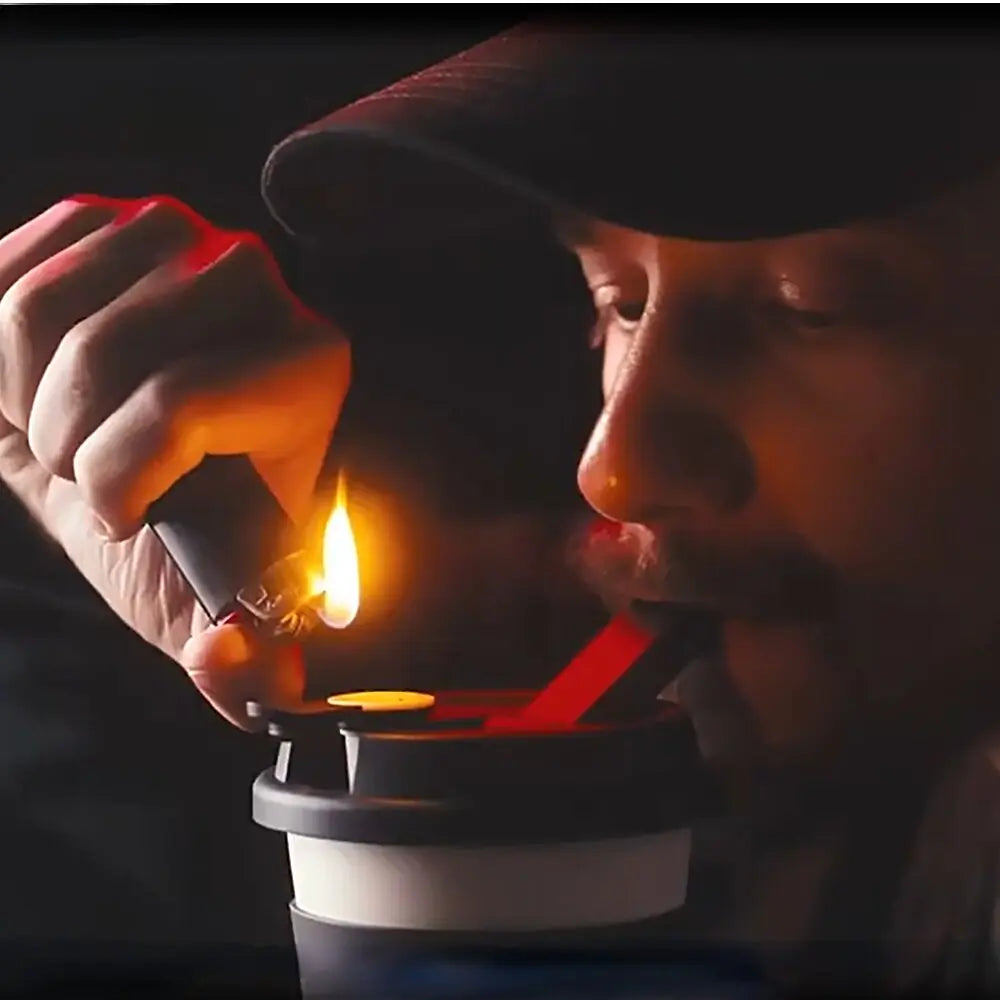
left=577, top=339, right=755, bottom=525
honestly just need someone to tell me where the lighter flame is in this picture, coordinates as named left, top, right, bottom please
left=320, top=473, right=360, bottom=629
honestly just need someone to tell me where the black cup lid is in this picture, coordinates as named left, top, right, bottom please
left=252, top=702, right=718, bottom=846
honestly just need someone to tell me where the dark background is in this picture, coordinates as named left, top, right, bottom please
left=0, top=17, right=602, bottom=985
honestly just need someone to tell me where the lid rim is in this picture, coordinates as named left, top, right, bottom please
left=252, top=768, right=712, bottom=846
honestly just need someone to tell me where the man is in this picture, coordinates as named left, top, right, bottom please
left=2, top=23, right=1000, bottom=994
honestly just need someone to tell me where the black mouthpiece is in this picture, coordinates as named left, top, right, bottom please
left=580, top=605, right=722, bottom=724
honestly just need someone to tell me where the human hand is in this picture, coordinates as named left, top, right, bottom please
left=0, top=196, right=350, bottom=725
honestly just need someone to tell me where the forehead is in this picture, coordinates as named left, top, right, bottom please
left=550, top=198, right=973, bottom=282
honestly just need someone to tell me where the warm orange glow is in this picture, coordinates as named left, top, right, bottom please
left=319, top=473, right=360, bottom=629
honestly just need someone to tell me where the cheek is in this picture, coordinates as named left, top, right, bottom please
left=748, top=350, right=1000, bottom=590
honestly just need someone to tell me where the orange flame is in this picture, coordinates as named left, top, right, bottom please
left=319, top=472, right=360, bottom=629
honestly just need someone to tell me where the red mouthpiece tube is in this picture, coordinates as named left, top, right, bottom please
left=485, top=615, right=652, bottom=731
left=486, top=604, right=720, bottom=731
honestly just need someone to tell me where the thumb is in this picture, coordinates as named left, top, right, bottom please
left=181, top=621, right=306, bottom=729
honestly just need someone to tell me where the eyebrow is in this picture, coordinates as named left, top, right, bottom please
left=798, top=238, right=920, bottom=291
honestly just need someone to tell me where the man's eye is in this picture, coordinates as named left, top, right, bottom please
left=760, top=301, right=840, bottom=336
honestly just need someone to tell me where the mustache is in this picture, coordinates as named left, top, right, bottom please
left=570, top=519, right=841, bottom=624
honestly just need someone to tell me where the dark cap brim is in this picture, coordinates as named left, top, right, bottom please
left=262, top=26, right=1000, bottom=251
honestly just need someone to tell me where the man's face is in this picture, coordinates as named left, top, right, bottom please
left=565, top=173, right=1000, bottom=755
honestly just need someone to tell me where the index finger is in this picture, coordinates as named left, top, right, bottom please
left=0, top=197, right=122, bottom=293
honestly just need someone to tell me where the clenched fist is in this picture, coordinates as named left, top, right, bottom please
left=0, top=196, right=351, bottom=725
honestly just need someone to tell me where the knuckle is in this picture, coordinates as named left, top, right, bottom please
left=305, top=332, right=352, bottom=415
left=223, top=232, right=275, bottom=274
left=323, top=329, right=352, bottom=378
left=60, top=194, right=120, bottom=222
left=179, top=225, right=269, bottom=280
left=129, top=195, right=201, bottom=240
left=141, top=370, right=190, bottom=438
left=72, top=444, right=118, bottom=525
left=133, top=194, right=188, bottom=214
left=73, top=371, right=193, bottom=526
left=52, top=198, right=121, bottom=237
left=290, top=312, right=351, bottom=369
left=202, top=234, right=287, bottom=312
left=59, top=319, right=104, bottom=387
left=310, top=318, right=351, bottom=365
left=71, top=451, right=103, bottom=511
left=0, top=274, right=57, bottom=343
left=142, top=369, right=177, bottom=416
left=141, top=373, right=202, bottom=474
left=26, top=407, right=73, bottom=480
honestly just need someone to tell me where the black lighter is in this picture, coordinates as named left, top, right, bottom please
left=146, top=454, right=327, bottom=642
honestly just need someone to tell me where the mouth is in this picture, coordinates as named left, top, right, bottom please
left=626, top=584, right=837, bottom=636
left=574, top=520, right=840, bottom=631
